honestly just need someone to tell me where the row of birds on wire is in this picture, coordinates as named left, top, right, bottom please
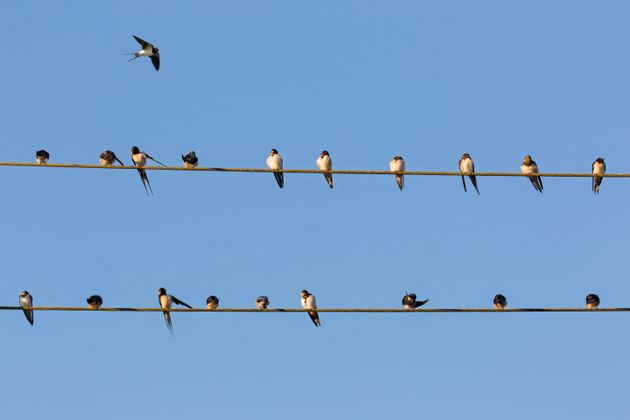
left=16, top=290, right=603, bottom=336
left=31, top=148, right=607, bottom=195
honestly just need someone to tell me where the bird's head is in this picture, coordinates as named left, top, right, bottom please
left=131, top=146, right=140, bottom=154
left=158, top=287, right=166, bottom=296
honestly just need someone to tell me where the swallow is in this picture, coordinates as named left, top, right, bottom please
left=206, top=295, right=219, bottom=310
left=19, top=290, right=34, bottom=326
left=401, top=292, right=429, bottom=309
left=131, top=146, right=166, bottom=195
left=99, top=150, right=125, bottom=166
left=459, top=153, right=480, bottom=194
left=35, top=150, right=49, bottom=165
left=316, top=150, right=333, bottom=189
left=493, top=294, right=507, bottom=310
left=256, top=296, right=269, bottom=310
left=128, top=35, right=160, bottom=71
left=86, top=295, right=103, bottom=309
left=300, top=290, right=320, bottom=327
left=389, top=156, right=405, bottom=191
left=592, top=158, right=606, bottom=194
left=586, top=293, right=600, bottom=309
left=266, top=148, right=284, bottom=188
left=520, top=155, right=543, bottom=193
left=182, top=151, right=199, bottom=169
left=158, top=287, right=192, bottom=336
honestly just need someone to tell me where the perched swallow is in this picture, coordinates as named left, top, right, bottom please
left=586, top=293, right=600, bottom=309
left=19, top=290, right=34, bottom=326
left=86, top=295, right=103, bottom=309
left=493, top=294, right=507, bottom=310
left=158, top=287, right=192, bottom=336
left=459, top=153, right=480, bottom=195
left=592, top=158, right=606, bottom=194
left=131, top=146, right=166, bottom=195
left=300, top=290, right=320, bottom=327
left=521, top=155, right=543, bottom=193
left=206, top=295, right=219, bottom=310
left=256, top=295, right=269, bottom=310
left=316, top=150, right=333, bottom=189
left=182, top=151, right=199, bottom=169
left=401, top=292, right=429, bottom=309
left=128, top=35, right=160, bottom=71
left=266, top=148, right=284, bottom=188
left=35, top=150, right=49, bottom=165
left=389, top=156, right=405, bottom=191
left=99, top=150, right=125, bottom=166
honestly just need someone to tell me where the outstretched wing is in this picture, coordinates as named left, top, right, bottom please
left=151, top=54, right=160, bottom=71
left=171, top=296, right=192, bottom=309
left=133, top=35, right=150, bottom=48
left=114, top=154, right=125, bottom=166
left=145, top=153, right=166, bottom=167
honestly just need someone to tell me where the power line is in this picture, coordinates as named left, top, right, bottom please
left=0, top=306, right=627, bottom=313
left=0, top=162, right=624, bottom=178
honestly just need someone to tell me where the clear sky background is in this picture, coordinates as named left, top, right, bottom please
left=1, top=1, right=629, bottom=418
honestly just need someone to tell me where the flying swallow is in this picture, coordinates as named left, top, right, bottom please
left=19, top=290, right=34, bottom=326
left=158, top=287, right=192, bottom=336
left=401, top=292, right=429, bottom=309
left=128, top=35, right=160, bottom=71
left=35, top=150, right=49, bottom=165
left=131, top=146, right=166, bottom=195
left=300, top=290, right=320, bottom=327
left=256, top=295, right=269, bottom=310
left=182, top=151, right=199, bottom=169
left=316, top=150, right=333, bottom=189
left=266, top=149, right=284, bottom=188
left=99, top=150, right=125, bottom=166
left=86, top=295, right=103, bottom=309
left=521, top=155, right=543, bottom=193
left=493, top=294, right=507, bottom=310
left=592, top=158, right=606, bottom=194
left=206, top=295, right=219, bottom=310
left=459, top=153, right=480, bottom=194
left=586, top=293, right=600, bottom=309
left=389, top=156, right=405, bottom=191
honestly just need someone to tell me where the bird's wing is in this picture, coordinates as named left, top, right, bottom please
left=151, top=54, right=160, bottom=71
left=133, top=35, right=150, bottom=48
left=171, top=296, right=192, bottom=309
left=414, top=299, right=429, bottom=308
left=114, top=154, right=125, bottom=166
left=145, top=153, right=166, bottom=167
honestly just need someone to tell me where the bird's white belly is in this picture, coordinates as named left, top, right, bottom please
left=521, top=164, right=537, bottom=174
left=133, top=155, right=146, bottom=166
left=460, top=160, right=473, bottom=172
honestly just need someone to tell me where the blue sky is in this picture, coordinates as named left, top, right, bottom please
left=1, top=1, right=629, bottom=418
